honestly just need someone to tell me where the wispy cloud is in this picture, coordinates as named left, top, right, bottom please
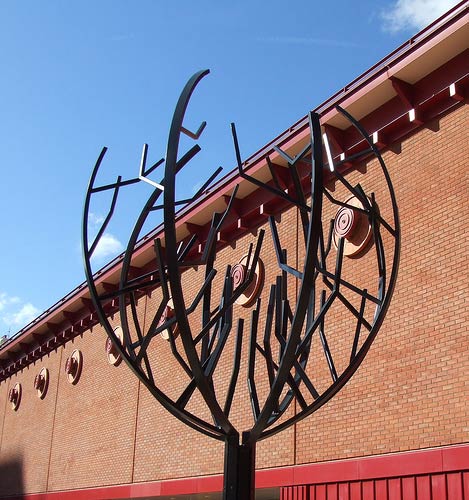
left=86, top=212, right=124, bottom=262
left=381, top=0, right=459, bottom=33
left=88, top=212, right=105, bottom=226
left=0, top=292, right=20, bottom=311
left=0, top=292, right=41, bottom=334
left=91, top=232, right=124, bottom=262
left=257, top=35, right=362, bottom=48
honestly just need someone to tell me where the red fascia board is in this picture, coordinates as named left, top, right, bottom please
left=257, top=466, right=295, bottom=488
left=7, top=444, right=469, bottom=499
left=0, top=282, right=90, bottom=351
left=356, top=447, right=443, bottom=480
left=443, top=444, right=469, bottom=471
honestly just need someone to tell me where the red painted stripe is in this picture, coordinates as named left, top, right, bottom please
left=257, top=464, right=294, bottom=488
left=338, top=482, right=350, bottom=500
left=431, top=474, right=447, bottom=500
left=350, top=482, right=361, bottom=500
left=388, top=478, right=401, bottom=500
left=315, top=484, right=326, bottom=500
left=463, top=472, right=469, bottom=499
left=401, top=477, right=416, bottom=500
left=375, top=479, right=387, bottom=498
left=442, top=443, right=469, bottom=471
left=446, top=472, right=463, bottom=500
left=362, top=480, right=374, bottom=500
left=416, top=476, right=431, bottom=500
left=293, top=457, right=359, bottom=485
left=327, top=483, right=339, bottom=500
left=462, top=472, right=469, bottom=500
left=358, top=447, right=443, bottom=481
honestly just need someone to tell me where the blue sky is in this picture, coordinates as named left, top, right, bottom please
left=0, top=0, right=459, bottom=335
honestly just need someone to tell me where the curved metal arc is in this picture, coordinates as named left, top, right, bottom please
left=162, top=69, right=235, bottom=434
left=81, top=148, right=225, bottom=441
left=83, top=148, right=109, bottom=257
left=258, top=107, right=400, bottom=442
left=249, top=112, right=324, bottom=443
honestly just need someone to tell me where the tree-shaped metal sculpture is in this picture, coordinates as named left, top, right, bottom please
left=82, top=70, right=400, bottom=499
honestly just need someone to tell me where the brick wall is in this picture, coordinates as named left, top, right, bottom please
left=0, top=104, right=467, bottom=496
left=47, top=322, right=140, bottom=492
left=0, top=343, right=61, bottom=494
left=295, top=105, right=469, bottom=464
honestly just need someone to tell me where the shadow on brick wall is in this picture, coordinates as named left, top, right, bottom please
left=0, top=457, right=24, bottom=498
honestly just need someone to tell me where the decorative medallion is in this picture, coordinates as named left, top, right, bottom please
left=34, top=367, right=49, bottom=399
left=64, top=349, right=83, bottom=385
left=106, top=326, right=124, bottom=366
left=159, top=299, right=179, bottom=340
left=232, top=255, right=264, bottom=307
left=333, top=195, right=373, bottom=257
left=8, top=383, right=21, bottom=410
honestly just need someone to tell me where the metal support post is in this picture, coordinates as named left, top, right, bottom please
left=223, top=433, right=256, bottom=500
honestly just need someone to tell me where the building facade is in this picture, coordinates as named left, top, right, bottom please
left=1, top=3, right=468, bottom=499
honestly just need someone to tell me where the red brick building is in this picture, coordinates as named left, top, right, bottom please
left=1, top=3, right=468, bottom=499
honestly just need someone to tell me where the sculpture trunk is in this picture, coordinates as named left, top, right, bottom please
left=224, top=434, right=256, bottom=500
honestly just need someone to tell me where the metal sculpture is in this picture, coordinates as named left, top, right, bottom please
left=82, top=69, right=400, bottom=499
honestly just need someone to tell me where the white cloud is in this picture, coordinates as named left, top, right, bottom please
left=381, top=0, right=459, bottom=33
left=81, top=213, right=123, bottom=264
left=91, top=232, right=124, bottom=262
left=0, top=292, right=20, bottom=312
left=88, top=212, right=105, bottom=227
left=0, top=292, right=41, bottom=334
left=6, top=303, right=40, bottom=328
